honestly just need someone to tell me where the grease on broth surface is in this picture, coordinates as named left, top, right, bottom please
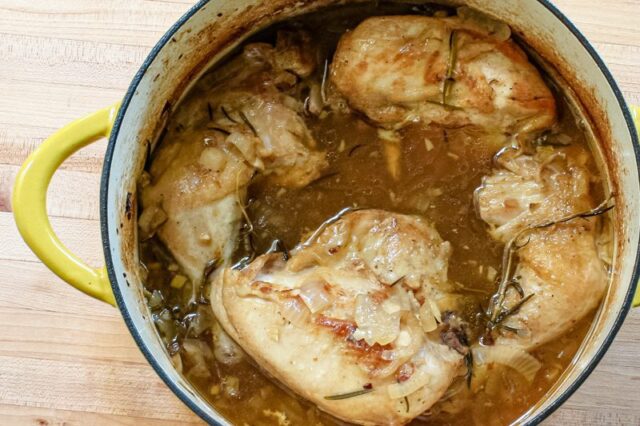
left=139, top=3, right=606, bottom=425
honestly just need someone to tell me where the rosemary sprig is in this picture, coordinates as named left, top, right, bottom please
left=485, top=196, right=614, bottom=334
left=442, top=30, right=458, bottom=105
left=324, top=388, right=373, bottom=400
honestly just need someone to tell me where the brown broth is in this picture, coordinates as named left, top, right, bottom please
left=139, top=3, right=606, bottom=425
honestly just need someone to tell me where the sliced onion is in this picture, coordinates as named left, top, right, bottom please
left=419, top=301, right=438, bottom=333
left=428, top=299, right=442, bottom=323
left=474, top=346, right=542, bottom=383
left=354, top=294, right=400, bottom=346
left=387, top=368, right=430, bottom=399
left=299, top=280, right=333, bottom=313
left=280, top=297, right=310, bottom=326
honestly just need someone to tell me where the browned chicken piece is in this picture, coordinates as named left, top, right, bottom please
left=211, top=210, right=465, bottom=425
left=475, top=148, right=608, bottom=349
left=139, top=30, right=328, bottom=286
left=331, top=14, right=556, bottom=134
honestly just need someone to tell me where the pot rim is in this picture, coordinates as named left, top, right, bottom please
left=100, top=1, right=640, bottom=425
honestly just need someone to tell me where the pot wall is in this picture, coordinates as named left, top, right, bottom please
left=101, top=1, right=640, bottom=424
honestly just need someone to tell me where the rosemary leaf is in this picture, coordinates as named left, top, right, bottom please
left=324, top=388, right=373, bottom=400
left=465, top=350, right=474, bottom=388
left=239, top=111, right=258, bottom=137
left=221, top=105, right=238, bottom=124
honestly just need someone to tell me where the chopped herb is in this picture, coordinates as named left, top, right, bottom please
left=324, top=388, right=373, bottom=400
left=207, top=126, right=231, bottom=136
left=465, top=350, right=474, bottom=388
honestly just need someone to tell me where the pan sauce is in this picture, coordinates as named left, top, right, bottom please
left=139, top=3, right=610, bottom=425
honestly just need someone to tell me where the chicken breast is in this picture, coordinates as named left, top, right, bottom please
left=211, top=210, right=465, bottom=425
left=331, top=14, right=556, bottom=134
left=475, top=148, right=608, bottom=349
left=139, top=30, right=328, bottom=284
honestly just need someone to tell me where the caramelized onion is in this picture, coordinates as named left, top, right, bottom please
left=299, top=280, right=333, bottom=313
left=474, top=346, right=542, bottom=383
left=281, top=297, right=310, bottom=326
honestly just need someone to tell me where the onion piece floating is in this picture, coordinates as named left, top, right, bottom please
left=281, top=297, right=310, bottom=326
left=387, top=368, right=430, bottom=399
left=298, top=279, right=333, bottom=313
left=474, top=346, right=542, bottom=383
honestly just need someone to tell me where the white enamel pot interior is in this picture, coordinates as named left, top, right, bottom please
left=101, top=0, right=640, bottom=424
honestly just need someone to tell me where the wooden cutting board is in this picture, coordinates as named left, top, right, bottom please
left=0, top=0, right=638, bottom=424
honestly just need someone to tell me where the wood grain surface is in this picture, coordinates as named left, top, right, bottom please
left=0, top=1, right=638, bottom=425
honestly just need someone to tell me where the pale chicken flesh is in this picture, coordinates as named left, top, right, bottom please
left=330, top=13, right=556, bottom=134
left=211, top=210, right=466, bottom=425
left=475, top=148, right=608, bottom=349
left=139, top=31, right=328, bottom=284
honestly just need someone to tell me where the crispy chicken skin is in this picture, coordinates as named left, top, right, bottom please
left=475, top=148, right=607, bottom=349
left=211, top=210, right=464, bottom=425
left=139, top=31, right=327, bottom=283
left=331, top=15, right=556, bottom=133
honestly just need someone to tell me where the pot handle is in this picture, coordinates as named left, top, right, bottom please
left=632, top=105, right=640, bottom=307
left=12, top=104, right=121, bottom=306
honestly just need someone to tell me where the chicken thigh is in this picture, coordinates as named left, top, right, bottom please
left=475, top=148, right=608, bottom=349
left=211, top=210, right=466, bottom=425
left=139, top=31, right=328, bottom=284
left=331, top=13, right=556, bottom=134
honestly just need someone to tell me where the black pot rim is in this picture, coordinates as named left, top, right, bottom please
left=100, top=1, right=640, bottom=425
